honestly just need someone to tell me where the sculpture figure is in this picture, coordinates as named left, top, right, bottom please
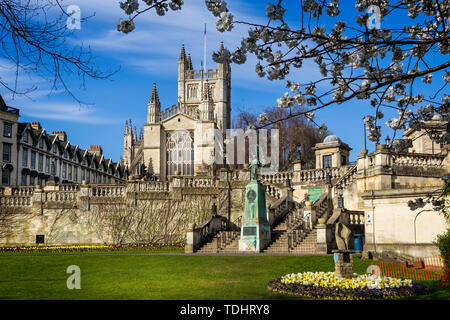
left=335, top=222, right=352, bottom=250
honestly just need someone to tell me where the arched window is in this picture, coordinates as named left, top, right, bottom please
left=166, top=130, right=194, bottom=176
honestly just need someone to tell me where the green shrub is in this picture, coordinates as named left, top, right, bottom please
left=434, top=228, right=450, bottom=268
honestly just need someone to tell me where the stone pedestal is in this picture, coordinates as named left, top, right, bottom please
left=333, top=250, right=355, bottom=279
left=185, top=223, right=197, bottom=253
left=315, top=224, right=331, bottom=254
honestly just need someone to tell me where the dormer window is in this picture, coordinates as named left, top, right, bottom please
left=39, top=137, right=43, bottom=149
left=52, top=144, right=57, bottom=153
left=23, top=132, right=28, bottom=143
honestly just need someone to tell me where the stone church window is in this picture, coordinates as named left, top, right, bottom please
left=166, top=131, right=194, bottom=176
left=187, top=84, right=198, bottom=99
left=208, top=84, right=215, bottom=98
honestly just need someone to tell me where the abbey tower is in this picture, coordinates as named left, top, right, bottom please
left=123, top=43, right=231, bottom=180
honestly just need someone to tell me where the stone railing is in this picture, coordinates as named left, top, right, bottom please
left=160, top=104, right=200, bottom=121
left=295, top=167, right=342, bottom=183
left=0, top=196, right=31, bottom=207
left=347, top=211, right=365, bottom=225
left=261, top=171, right=293, bottom=185
left=268, top=194, right=292, bottom=227
left=173, top=176, right=218, bottom=188
left=333, top=164, right=357, bottom=196
left=286, top=201, right=306, bottom=230
left=92, top=185, right=126, bottom=197
left=11, top=186, right=35, bottom=196
left=392, top=153, right=445, bottom=168
left=313, top=191, right=330, bottom=221
left=261, top=167, right=348, bottom=185
left=185, top=215, right=228, bottom=253
left=44, top=191, right=77, bottom=202
left=136, top=181, right=169, bottom=192
left=263, top=183, right=282, bottom=199
left=185, top=69, right=218, bottom=79
left=59, top=184, right=80, bottom=192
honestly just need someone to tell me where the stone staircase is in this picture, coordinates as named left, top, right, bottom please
left=262, top=210, right=319, bottom=254
left=196, top=230, right=240, bottom=254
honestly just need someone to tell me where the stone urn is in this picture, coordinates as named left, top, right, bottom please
left=318, top=216, right=328, bottom=224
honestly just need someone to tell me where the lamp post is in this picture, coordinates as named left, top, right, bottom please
left=211, top=194, right=217, bottom=216
left=363, top=117, right=367, bottom=151
left=326, top=171, right=332, bottom=185
left=336, top=185, right=344, bottom=209
left=285, top=177, right=291, bottom=188
left=296, top=143, right=302, bottom=161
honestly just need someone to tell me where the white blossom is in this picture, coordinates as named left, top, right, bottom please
left=117, top=19, right=135, bottom=34
left=216, top=11, right=233, bottom=32
left=120, top=0, right=139, bottom=15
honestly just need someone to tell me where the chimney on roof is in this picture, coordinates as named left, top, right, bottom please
left=31, top=122, right=42, bottom=130
left=52, top=131, right=67, bottom=142
left=89, top=145, right=103, bottom=156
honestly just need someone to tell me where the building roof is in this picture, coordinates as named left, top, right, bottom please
left=323, top=135, right=341, bottom=143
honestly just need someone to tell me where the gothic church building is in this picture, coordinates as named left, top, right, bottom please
left=122, top=43, right=231, bottom=180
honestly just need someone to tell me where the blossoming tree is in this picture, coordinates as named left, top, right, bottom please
left=117, top=0, right=448, bottom=144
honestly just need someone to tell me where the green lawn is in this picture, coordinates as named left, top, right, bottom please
left=0, top=253, right=447, bottom=300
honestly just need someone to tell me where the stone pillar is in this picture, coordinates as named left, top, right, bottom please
left=44, top=180, right=57, bottom=191
left=303, top=200, right=316, bottom=228
left=31, top=185, right=43, bottom=215
left=78, top=180, right=90, bottom=211
left=185, top=223, right=197, bottom=253
left=316, top=223, right=331, bottom=254
left=293, top=160, right=302, bottom=172
left=333, top=250, right=355, bottom=279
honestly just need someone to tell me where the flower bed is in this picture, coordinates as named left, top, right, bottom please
left=0, top=243, right=185, bottom=253
left=267, top=271, right=431, bottom=300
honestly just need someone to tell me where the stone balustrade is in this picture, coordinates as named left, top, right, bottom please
left=44, top=191, right=78, bottom=202
left=261, top=167, right=347, bottom=185
left=264, top=183, right=282, bottom=199
left=333, top=165, right=357, bottom=195
left=0, top=196, right=31, bottom=207
left=348, top=211, right=364, bottom=225
left=92, top=185, right=126, bottom=196
left=59, top=184, right=80, bottom=192
left=261, top=171, right=294, bottom=185
left=392, top=153, right=445, bottom=168
left=136, top=181, right=168, bottom=192
left=160, top=104, right=200, bottom=121
left=11, top=186, right=35, bottom=196
left=175, top=176, right=218, bottom=188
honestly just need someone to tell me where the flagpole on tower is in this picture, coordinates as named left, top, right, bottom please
left=203, top=23, right=207, bottom=72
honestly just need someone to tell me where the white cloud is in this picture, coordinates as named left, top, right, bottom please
left=19, top=102, right=120, bottom=125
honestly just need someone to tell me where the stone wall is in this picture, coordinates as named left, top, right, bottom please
left=0, top=174, right=251, bottom=245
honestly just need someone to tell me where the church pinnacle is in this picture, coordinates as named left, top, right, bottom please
left=179, top=44, right=186, bottom=61
left=149, top=82, right=160, bottom=105
left=147, top=82, right=161, bottom=124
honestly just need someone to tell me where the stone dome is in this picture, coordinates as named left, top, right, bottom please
left=323, top=135, right=341, bottom=143
left=431, top=114, right=442, bottom=121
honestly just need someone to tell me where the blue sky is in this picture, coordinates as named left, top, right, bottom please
left=2, top=1, right=446, bottom=163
